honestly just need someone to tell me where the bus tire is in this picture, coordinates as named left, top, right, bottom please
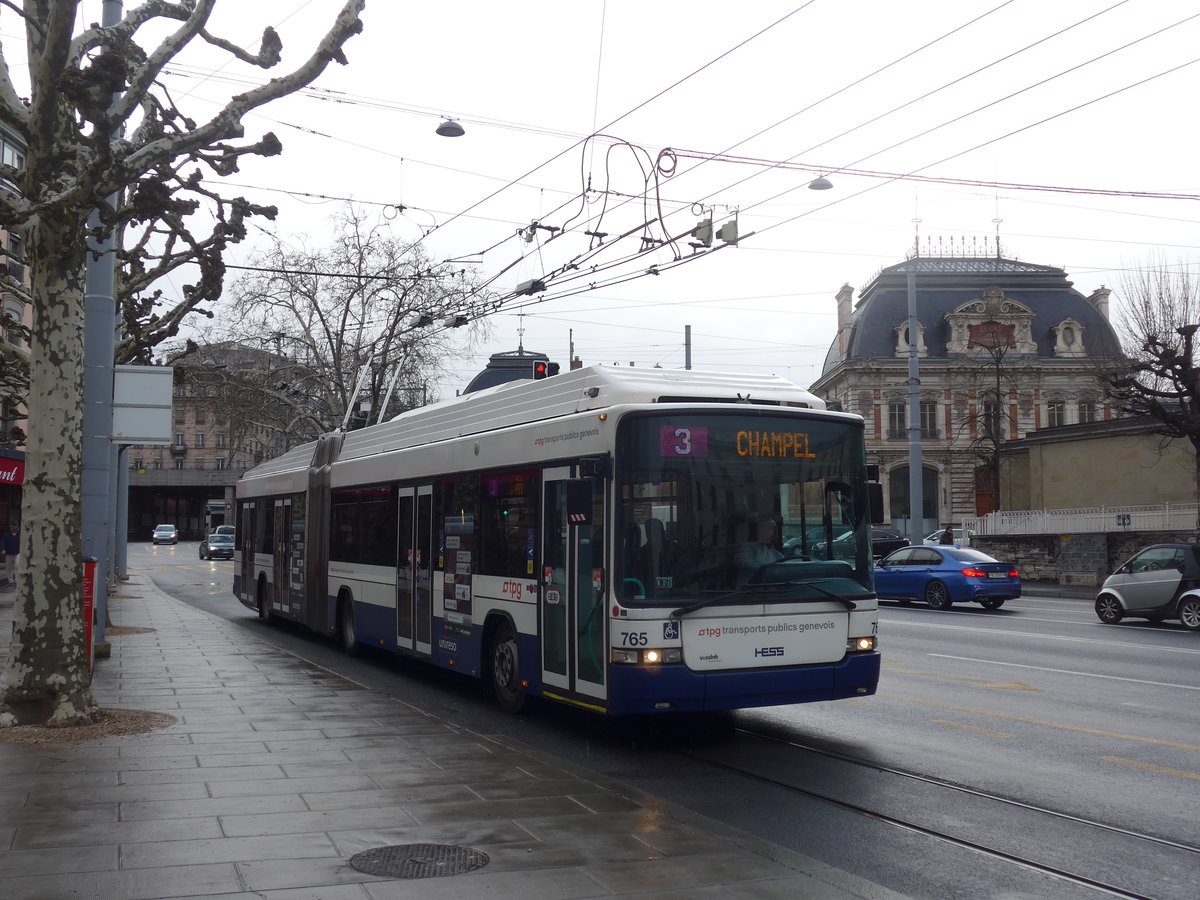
left=256, top=577, right=270, bottom=621
left=338, top=596, right=359, bottom=656
left=491, top=623, right=525, bottom=714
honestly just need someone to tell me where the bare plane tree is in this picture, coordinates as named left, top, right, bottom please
left=0, top=0, right=366, bottom=727
left=1105, top=264, right=1200, bottom=516
left=208, top=204, right=490, bottom=436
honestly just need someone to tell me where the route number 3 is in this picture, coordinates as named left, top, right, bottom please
left=671, top=427, right=693, bottom=456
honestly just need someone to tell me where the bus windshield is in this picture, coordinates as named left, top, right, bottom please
left=616, top=410, right=873, bottom=605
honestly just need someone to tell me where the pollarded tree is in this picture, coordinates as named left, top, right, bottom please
left=0, top=0, right=365, bottom=727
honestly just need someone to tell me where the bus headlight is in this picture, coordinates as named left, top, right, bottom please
left=612, top=648, right=683, bottom=665
left=848, top=636, right=876, bottom=652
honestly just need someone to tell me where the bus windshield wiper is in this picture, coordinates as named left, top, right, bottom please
left=671, top=579, right=858, bottom=618
left=758, top=578, right=858, bottom=610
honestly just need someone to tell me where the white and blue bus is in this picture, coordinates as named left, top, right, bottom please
left=234, top=366, right=880, bottom=715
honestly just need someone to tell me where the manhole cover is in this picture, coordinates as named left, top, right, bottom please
left=348, top=843, right=490, bottom=879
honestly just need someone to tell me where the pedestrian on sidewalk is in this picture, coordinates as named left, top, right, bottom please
left=2, top=520, right=19, bottom=589
left=939, top=524, right=954, bottom=545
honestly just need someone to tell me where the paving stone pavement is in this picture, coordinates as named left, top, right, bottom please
left=0, top=573, right=908, bottom=900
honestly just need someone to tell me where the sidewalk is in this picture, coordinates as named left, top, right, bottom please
left=1018, top=581, right=1095, bottom=599
left=0, top=573, right=907, bottom=900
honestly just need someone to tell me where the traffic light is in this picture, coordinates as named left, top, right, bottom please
left=532, top=360, right=548, bottom=379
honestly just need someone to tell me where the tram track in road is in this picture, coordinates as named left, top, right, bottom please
left=678, top=726, right=1199, bottom=900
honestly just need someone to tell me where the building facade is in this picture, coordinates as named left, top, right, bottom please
left=126, top=346, right=302, bottom=540
left=811, top=251, right=1121, bottom=536
left=1000, top=416, right=1196, bottom=512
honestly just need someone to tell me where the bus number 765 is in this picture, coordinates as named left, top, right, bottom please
left=619, top=632, right=648, bottom=646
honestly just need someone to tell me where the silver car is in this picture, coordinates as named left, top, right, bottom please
left=1095, top=543, right=1200, bottom=631
left=152, top=524, right=178, bottom=544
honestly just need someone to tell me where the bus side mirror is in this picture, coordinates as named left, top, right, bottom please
left=868, top=482, right=884, bottom=525
left=579, top=457, right=610, bottom=479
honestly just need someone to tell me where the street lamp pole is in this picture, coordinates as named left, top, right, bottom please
left=906, top=268, right=925, bottom=544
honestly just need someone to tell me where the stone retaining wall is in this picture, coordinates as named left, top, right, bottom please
left=972, top=531, right=1199, bottom=585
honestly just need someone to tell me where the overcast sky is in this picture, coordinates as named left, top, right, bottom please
left=12, top=1, right=1200, bottom=399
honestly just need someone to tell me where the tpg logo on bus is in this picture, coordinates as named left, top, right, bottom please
left=501, top=580, right=532, bottom=601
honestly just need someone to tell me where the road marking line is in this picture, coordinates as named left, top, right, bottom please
left=933, top=719, right=1015, bottom=738
left=929, top=654, right=1200, bottom=691
left=879, top=693, right=1200, bottom=752
left=879, top=617, right=1200, bottom=655
left=886, top=666, right=1040, bottom=691
left=1101, top=756, right=1200, bottom=781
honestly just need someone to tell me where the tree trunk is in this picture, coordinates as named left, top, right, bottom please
left=0, top=209, right=99, bottom=726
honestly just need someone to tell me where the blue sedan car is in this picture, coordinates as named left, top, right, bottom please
left=874, top=546, right=1021, bottom=610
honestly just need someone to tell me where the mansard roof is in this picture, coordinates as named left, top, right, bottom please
left=820, top=254, right=1120, bottom=376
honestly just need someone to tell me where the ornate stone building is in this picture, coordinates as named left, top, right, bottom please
left=811, top=251, right=1121, bottom=536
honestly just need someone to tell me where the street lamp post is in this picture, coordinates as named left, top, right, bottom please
left=906, top=268, right=925, bottom=545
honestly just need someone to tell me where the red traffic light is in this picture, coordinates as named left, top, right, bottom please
left=532, top=361, right=548, bottom=378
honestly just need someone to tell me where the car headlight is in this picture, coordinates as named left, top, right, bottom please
left=611, top=648, right=683, bottom=665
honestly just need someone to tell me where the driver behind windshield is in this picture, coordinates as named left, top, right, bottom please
left=739, top=515, right=784, bottom=570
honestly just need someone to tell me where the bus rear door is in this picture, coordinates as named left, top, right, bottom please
left=541, top=468, right=607, bottom=709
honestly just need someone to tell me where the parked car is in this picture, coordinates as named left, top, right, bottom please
left=783, top=525, right=850, bottom=555
left=786, top=526, right=908, bottom=561
left=151, top=524, right=178, bottom=544
left=875, top=545, right=1021, bottom=609
left=923, top=528, right=974, bottom=546
left=1095, top=543, right=1200, bottom=631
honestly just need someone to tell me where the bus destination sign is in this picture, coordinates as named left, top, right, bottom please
left=660, top=425, right=817, bottom=459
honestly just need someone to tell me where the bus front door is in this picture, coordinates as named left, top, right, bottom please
left=541, top=469, right=607, bottom=708
left=239, top=502, right=254, bottom=605
left=397, top=485, right=434, bottom=655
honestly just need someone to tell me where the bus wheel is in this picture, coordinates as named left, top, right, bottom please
left=338, top=598, right=359, bottom=656
left=491, top=624, right=525, bottom=713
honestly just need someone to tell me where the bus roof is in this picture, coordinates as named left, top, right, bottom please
left=337, top=365, right=826, bottom=464
left=239, top=366, right=827, bottom=484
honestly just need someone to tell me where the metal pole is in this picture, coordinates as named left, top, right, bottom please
left=115, top=445, right=129, bottom=578
left=906, top=270, right=924, bottom=545
left=81, top=0, right=123, bottom=641
left=684, top=324, right=691, bottom=370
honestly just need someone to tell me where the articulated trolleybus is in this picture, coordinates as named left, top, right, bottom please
left=234, top=366, right=880, bottom=715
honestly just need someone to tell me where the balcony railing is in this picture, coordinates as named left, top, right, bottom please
left=886, top=428, right=941, bottom=440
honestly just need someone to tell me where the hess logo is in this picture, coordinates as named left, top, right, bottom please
left=754, top=646, right=785, bottom=657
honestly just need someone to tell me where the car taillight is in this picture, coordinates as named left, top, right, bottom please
left=961, top=567, right=988, bottom=577
left=1009, top=569, right=1019, bottom=577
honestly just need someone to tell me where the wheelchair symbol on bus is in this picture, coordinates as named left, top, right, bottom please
left=662, top=621, right=679, bottom=641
